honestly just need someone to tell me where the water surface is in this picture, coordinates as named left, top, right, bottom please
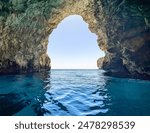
left=0, top=69, right=150, bottom=116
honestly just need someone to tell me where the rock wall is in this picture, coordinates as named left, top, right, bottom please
left=96, top=0, right=150, bottom=79
left=0, top=0, right=150, bottom=79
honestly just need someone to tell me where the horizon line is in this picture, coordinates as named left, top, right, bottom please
left=51, top=68, right=99, bottom=70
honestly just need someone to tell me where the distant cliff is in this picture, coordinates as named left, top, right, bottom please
left=0, top=0, right=150, bottom=79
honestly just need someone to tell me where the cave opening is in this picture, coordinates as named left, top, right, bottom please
left=47, top=15, right=105, bottom=69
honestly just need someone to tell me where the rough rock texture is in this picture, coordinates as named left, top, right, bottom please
left=95, top=0, right=150, bottom=79
left=97, top=57, right=104, bottom=68
left=0, top=0, right=150, bottom=79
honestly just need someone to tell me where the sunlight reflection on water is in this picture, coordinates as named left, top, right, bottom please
left=0, top=69, right=150, bottom=116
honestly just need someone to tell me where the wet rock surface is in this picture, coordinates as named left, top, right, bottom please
left=0, top=0, right=150, bottom=79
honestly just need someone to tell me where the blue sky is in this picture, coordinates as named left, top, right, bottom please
left=47, top=15, right=105, bottom=69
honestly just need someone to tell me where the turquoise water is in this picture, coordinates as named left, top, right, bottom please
left=0, top=69, right=150, bottom=116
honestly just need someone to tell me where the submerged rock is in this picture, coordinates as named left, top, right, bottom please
left=0, top=93, right=30, bottom=116
left=0, top=0, right=150, bottom=79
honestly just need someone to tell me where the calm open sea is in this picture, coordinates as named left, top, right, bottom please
left=0, top=69, right=150, bottom=116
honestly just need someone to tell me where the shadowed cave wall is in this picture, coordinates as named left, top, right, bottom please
left=0, top=0, right=150, bottom=79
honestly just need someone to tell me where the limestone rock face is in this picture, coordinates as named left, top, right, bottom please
left=94, top=0, right=150, bottom=79
left=97, top=57, right=104, bottom=68
left=0, top=0, right=150, bottom=79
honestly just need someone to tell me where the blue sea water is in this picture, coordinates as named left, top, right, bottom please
left=0, top=69, right=150, bottom=116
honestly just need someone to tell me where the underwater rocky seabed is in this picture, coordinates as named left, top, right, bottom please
left=0, top=0, right=150, bottom=115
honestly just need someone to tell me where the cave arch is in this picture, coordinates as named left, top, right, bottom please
left=42, top=0, right=108, bottom=70
left=0, top=0, right=149, bottom=79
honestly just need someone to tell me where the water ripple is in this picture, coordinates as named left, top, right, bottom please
left=1, top=69, right=150, bottom=116
left=41, top=70, right=111, bottom=116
